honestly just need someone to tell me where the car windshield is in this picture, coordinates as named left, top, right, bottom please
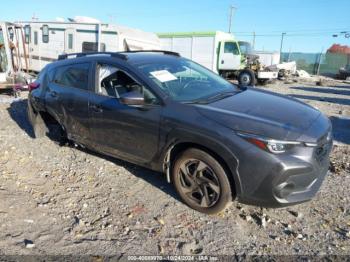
left=135, top=58, right=239, bottom=103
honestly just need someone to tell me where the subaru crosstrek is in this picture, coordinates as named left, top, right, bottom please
left=27, top=51, right=333, bottom=214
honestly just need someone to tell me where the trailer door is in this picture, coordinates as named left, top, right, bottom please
left=218, top=41, right=241, bottom=71
left=65, top=28, right=76, bottom=53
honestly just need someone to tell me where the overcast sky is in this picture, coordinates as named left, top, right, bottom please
left=2, top=0, right=349, bottom=52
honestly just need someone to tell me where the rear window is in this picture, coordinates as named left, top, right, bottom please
left=52, top=63, right=90, bottom=90
left=82, top=42, right=106, bottom=53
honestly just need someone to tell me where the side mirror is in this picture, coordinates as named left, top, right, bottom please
left=120, top=91, right=144, bottom=106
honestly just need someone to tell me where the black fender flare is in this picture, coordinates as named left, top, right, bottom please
left=158, top=128, right=243, bottom=196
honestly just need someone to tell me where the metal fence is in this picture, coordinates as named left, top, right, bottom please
left=281, top=52, right=350, bottom=76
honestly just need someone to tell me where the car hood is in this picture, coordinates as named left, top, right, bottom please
left=196, top=88, right=321, bottom=141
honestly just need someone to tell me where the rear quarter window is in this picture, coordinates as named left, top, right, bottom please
left=51, top=63, right=90, bottom=90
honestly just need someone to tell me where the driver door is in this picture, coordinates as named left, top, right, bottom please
left=218, top=41, right=242, bottom=71
left=88, top=62, right=162, bottom=164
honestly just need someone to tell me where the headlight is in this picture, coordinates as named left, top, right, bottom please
left=237, top=132, right=302, bottom=154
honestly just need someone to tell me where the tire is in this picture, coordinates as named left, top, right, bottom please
left=258, top=79, right=269, bottom=86
left=172, top=148, right=233, bottom=214
left=219, top=70, right=228, bottom=79
left=238, top=69, right=256, bottom=86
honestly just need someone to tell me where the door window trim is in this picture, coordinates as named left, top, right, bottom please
left=93, top=61, right=162, bottom=106
left=224, top=41, right=241, bottom=55
left=49, top=62, right=94, bottom=92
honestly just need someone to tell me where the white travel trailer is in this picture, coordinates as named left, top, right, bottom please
left=14, top=20, right=161, bottom=72
left=0, top=21, right=30, bottom=86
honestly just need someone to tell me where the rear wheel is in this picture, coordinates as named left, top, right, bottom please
left=238, top=69, right=256, bottom=86
left=172, top=148, right=233, bottom=214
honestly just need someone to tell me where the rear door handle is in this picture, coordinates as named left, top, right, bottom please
left=89, top=104, right=103, bottom=113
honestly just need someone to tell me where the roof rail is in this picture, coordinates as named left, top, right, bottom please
left=58, top=52, right=127, bottom=60
left=123, top=50, right=181, bottom=57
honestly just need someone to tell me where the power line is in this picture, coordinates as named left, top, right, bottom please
left=234, top=28, right=350, bottom=34
left=235, top=32, right=349, bottom=37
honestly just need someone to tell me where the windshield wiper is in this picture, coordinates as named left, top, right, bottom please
left=206, top=91, right=237, bottom=101
left=184, top=91, right=238, bottom=105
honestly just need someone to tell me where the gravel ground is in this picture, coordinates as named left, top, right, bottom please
left=0, top=78, right=349, bottom=257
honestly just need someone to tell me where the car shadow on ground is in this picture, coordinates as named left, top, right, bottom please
left=75, top=146, right=180, bottom=201
left=7, top=99, right=35, bottom=138
left=288, top=94, right=350, bottom=106
left=329, top=116, right=350, bottom=145
left=7, top=99, right=180, bottom=202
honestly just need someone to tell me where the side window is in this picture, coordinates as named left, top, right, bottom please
left=34, top=31, right=38, bottom=45
left=82, top=42, right=106, bottom=53
left=24, top=25, right=31, bottom=44
left=224, top=42, right=240, bottom=55
left=68, top=34, right=74, bottom=50
left=97, top=64, right=158, bottom=104
left=42, top=25, right=49, bottom=43
left=8, top=27, right=14, bottom=41
left=52, top=63, right=90, bottom=90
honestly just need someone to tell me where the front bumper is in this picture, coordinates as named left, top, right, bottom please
left=235, top=137, right=332, bottom=208
left=257, top=71, right=278, bottom=79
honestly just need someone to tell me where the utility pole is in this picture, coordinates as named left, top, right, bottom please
left=31, top=13, right=38, bottom=21
left=280, top=32, right=286, bottom=63
left=252, top=31, right=256, bottom=49
left=228, top=5, right=237, bottom=33
left=316, top=47, right=324, bottom=76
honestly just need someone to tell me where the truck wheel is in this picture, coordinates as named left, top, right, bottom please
left=238, top=69, right=256, bottom=86
left=172, top=148, right=233, bottom=214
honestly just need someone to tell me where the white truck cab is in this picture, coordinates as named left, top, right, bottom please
left=159, top=31, right=278, bottom=86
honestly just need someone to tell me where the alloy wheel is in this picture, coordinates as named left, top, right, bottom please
left=178, top=159, right=221, bottom=208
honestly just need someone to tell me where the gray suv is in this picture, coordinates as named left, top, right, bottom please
left=28, top=51, right=333, bottom=214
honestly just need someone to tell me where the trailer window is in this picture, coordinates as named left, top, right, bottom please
left=8, top=27, right=14, bottom=41
left=42, top=25, right=49, bottom=43
left=82, top=42, right=106, bottom=53
left=34, top=31, right=38, bottom=45
left=24, top=25, right=31, bottom=44
left=68, top=34, right=74, bottom=50
left=53, top=63, right=90, bottom=90
left=224, top=42, right=240, bottom=55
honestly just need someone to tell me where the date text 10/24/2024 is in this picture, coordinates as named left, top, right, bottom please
left=127, top=255, right=219, bottom=261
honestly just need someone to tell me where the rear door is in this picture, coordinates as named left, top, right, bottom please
left=218, top=41, right=241, bottom=71
left=88, top=61, right=162, bottom=164
left=45, top=62, right=92, bottom=145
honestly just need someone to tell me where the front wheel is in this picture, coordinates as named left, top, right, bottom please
left=172, top=148, right=233, bottom=214
left=238, top=69, right=256, bottom=86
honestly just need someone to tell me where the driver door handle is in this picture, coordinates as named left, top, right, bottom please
left=89, top=104, right=103, bottom=113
